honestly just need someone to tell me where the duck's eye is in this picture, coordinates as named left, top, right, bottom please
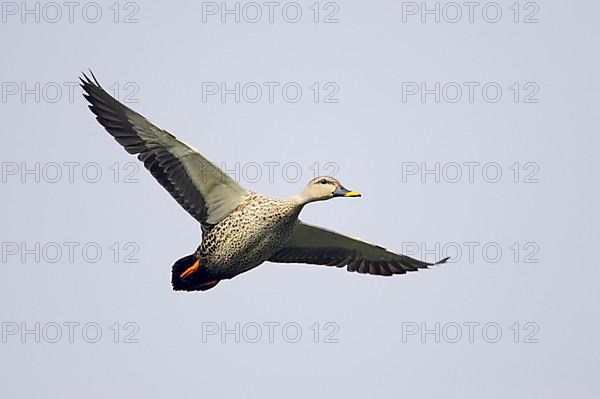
left=320, top=179, right=328, bottom=184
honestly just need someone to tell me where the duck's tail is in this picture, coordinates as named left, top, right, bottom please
left=171, top=254, right=220, bottom=292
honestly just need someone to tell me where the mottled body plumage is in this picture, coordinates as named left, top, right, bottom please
left=198, top=193, right=303, bottom=279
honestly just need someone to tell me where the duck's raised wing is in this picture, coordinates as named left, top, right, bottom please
left=270, top=222, right=449, bottom=276
left=81, top=73, right=248, bottom=226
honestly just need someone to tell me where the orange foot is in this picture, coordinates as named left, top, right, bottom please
left=180, top=258, right=200, bottom=279
left=197, top=280, right=220, bottom=291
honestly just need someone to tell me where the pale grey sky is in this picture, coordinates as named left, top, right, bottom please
left=1, top=1, right=599, bottom=398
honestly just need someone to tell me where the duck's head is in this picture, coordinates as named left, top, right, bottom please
left=298, top=176, right=361, bottom=203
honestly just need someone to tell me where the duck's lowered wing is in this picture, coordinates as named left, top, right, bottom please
left=270, top=222, right=449, bottom=276
left=81, top=72, right=248, bottom=226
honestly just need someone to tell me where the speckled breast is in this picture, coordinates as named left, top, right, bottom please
left=199, top=194, right=302, bottom=278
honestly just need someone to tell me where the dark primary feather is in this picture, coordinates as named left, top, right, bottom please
left=270, top=222, right=449, bottom=276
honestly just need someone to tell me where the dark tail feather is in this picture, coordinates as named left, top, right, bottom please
left=171, top=254, right=220, bottom=292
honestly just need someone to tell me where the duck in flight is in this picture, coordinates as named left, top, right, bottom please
left=81, top=72, right=448, bottom=291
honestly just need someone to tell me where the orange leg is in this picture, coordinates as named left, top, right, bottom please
left=197, top=280, right=220, bottom=290
left=180, top=258, right=200, bottom=279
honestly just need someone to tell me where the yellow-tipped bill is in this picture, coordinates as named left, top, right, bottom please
left=333, top=185, right=362, bottom=198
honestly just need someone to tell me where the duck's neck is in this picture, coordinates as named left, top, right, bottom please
left=291, top=194, right=311, bottom=207
left=293, top=189, right=321, bottom=206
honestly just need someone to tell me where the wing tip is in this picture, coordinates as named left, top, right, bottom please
left=80, top=69, right=102, bottom=95
left=434, top=256, right=450, bottom=265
